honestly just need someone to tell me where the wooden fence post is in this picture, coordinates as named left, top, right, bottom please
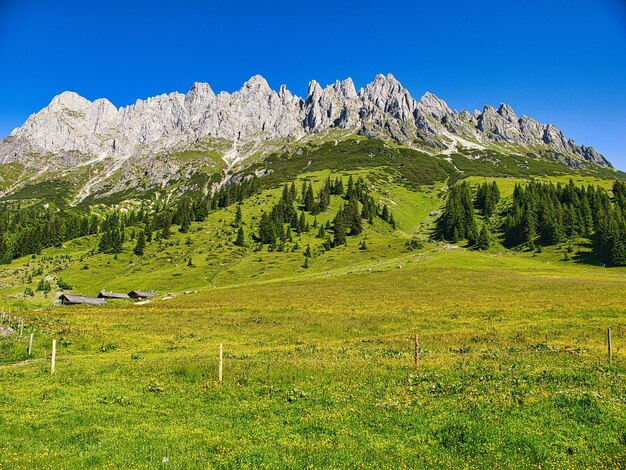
left=28, top=333, right=34, bottom=356
left=608, top=328, right=612, bottom=363
left=19, top=319, right=23, bottom=337
left=218, top=343, right=223, bottom=383
left=414, top=334, right=420, bottom=369
left=51, top=339, right=56, bottom=375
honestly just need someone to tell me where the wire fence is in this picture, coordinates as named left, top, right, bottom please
left=0, top=311, right=619, bottom=376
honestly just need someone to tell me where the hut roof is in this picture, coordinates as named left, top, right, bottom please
left=98, top=291, right=131, bottom=299
left=128, top=290, right=157, bottom=299
left=59, top=294, right=107, bottom=306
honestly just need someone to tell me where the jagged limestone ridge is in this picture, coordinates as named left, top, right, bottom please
left=0, top=73, right=611, bottom=170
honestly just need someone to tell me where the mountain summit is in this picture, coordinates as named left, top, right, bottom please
left=0, top=74, right=612, bottom=203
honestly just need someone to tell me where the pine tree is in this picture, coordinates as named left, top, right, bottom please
left=438, top=182, right=476, bottom=242
left=318, top=180, right=331, bottom=211
left=133, top=230, right=146, bottom=256
left=161, top=212, right=172, bottom=240
left=323, top=235, right=332, bottom=251
left=389, top=213, right=396, bottom=229
left=98, top=230, right=112, bottom=253
left=317, top=224, right=326, bottom=238
left=304, top=183, right=315, bottom=212
left=381, top=204, right=390, bottom=222
left=346, top=198, right=363, bottom=235
left=235, top=226, right=245, bottom=247
left=610, top=238, right=626, bottom=266
left=298, top=211, right=307, bottom=234
left=282, top=183, right=290, bottom=204
left=521, top=206, right=537, bottom=245
left=467, top=218, right=479, bottom=246
left=259, top=212, right=275, bottom=244
left=301, top=181, right=309, bottom=203
left=332, top=177, right=344, bottom=196
left=234, top=204, right=243, bottom=227
left=476, top=225, right=491, bottom=250
left=345, top=176, right=355, bottom=200
left=176, top=197, right=193, bottom=233
left=333, top=209, right=347, bottom=247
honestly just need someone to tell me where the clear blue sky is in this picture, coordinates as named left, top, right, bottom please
left=1, top=0, right=625, bottom=169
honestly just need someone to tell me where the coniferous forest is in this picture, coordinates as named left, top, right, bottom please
left=1, top=176, right=625, bottom=268
left=438, top=179, right=626, bottom=266
left=0, top=177, right=260, bottom=264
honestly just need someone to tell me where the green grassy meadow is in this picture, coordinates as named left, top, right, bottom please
left=2, top=250, right=626, bottom=468
left=2, top=166, right=626, bottom=468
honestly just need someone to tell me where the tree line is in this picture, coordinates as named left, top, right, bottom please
left=0, top=176, right=260, bottom=263
left=0, top=204, right=100, bottom=263
left=256, top=175, right=395, bottom=251
left=437, top=179, right=626, bottom=266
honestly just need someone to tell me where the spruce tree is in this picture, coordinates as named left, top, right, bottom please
left=161, top=212, right=172, bottom=240
left=259, top=212, right=275, bottom=244
left=234, top=204, right=243, bottom=227
left=235, top=226, right=245, bottom=247
left=317, top=224, right=326, bottom=238
left=333, top=210, right=347, bottom=247
left=345, top=176, right=356, bottom=200
left=133, top=230, right=146, bottom=256
left=381, top=204, right=390, bottom=222
left=298, top=211, right=307, bottom=233
left=304, top=184, right=315, bottom=212
left=476, top=225, right=491, bottom=250
left=177, top=197, right=193, bottom=233
left=389, top=213, right=396, bottom=229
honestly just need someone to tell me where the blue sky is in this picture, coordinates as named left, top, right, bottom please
left=1, top=0, right=625, bottom=169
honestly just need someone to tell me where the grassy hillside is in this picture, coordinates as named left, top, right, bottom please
left=1, top=248, right=626, bottom=468
left=1, top=153, right=626, bottom=467
left=0, top=167, right=445, bottom=309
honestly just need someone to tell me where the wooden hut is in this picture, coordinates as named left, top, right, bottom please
left=98, top=291, right=131, bottom=300
left=128, top=290, right=157, bottom=300
left=59, top=294, right=107, bottom=306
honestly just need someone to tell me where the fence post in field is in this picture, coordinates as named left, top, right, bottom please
left=19, top=319, right=23, bottom=337
left=606, top=328, right=613, bottom=362
left=51, top=339, right=56, bottom=375
left=414, top=334, right=420, bottom=369
left=28, top=333, right=33, bottom=356
left=218, top=343, right=223, bottom=384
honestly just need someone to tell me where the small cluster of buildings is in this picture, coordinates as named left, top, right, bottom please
left=59, top=290, right=157, bottom=306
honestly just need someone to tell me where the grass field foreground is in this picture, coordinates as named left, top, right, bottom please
left=2, top=249, right=626, bottom=468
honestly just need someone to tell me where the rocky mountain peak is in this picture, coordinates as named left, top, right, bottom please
left=497, top=103, right=518, bottom=122
left=187, top=82, right=214, bottom=98
left=0, top=73, right=613, bottom=199
left=240, top=75, right=271, bottom=94
left=306, top=80, right=323, bottom=100
left=330, top=78, right=357, bottom=99
left=418, top=92, right=453, bottom=119
left=361, top=72, right=416, bottom=122
left=47, top=91, right=91, bottom=111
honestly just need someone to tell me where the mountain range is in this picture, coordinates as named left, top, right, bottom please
left=0, top=73, right=613, bottom=204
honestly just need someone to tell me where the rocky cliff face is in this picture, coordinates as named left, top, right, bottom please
left=0, top=73, right=612, bottom=199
